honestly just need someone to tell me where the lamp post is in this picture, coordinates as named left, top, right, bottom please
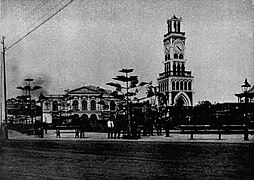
left=17, top=79, right=42, bottom=125
left=241, top=78, right=251, bottom=103
left=38, top=92, right=46, bottom=138
left=241, top=78, right=250, bottom=141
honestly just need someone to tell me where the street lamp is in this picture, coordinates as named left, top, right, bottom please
left=241, top=78, right=251, bottom=141
left=17, top=79, right=42, bottom=125
left=241, top=78, right=251, bottom=103
left=38, top=92, right=46, bottom=138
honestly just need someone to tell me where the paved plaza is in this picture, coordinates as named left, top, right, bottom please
left=5, top=129, right=254, bottom=143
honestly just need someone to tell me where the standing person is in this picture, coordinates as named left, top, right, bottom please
left=56, top=129, right=61, bottom=138
left=80, top=124, right=85, bottom=139
left=75, top=129, right=79, bottom=138
left=107, top=116, right=114, bottom=139
left=44, top=118, right=48, bottom=134
left=114, top=115, right=121, bottom=139
left=156, top=116, right=162, bottom=136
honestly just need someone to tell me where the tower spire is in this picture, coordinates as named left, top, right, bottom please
left=167, top=15, right=182, bottom=33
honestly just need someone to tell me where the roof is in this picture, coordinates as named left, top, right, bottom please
left=67, top=85, right=112, bottom=95
left=235, top=85, right=254, bottom=98
left=168, top=15, right=182, bottom=22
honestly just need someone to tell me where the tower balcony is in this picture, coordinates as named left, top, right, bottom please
left=158, top=71, right=192, bottom=79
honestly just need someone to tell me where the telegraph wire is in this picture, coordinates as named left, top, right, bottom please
left=11, top=0, right=65, bottom=42
left=6, top=0, right=75, bottom=51
left=7, top=0, right=65, bottom=47
left=7, top=0, right=48, bottom=37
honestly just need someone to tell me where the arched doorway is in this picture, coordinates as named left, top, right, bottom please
left=175, top=97, right=184, bottom=107
left=81, top=114, right=90, bottom=130
left=90, top=114, right=98, bottom=130
left=173, top=92, right=192, bottom=125
left=174, top=92, right=191, bottom=107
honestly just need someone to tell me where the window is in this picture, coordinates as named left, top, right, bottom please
left=179, top=54, right=183, bottom=59
left=72, top=100, right=79, bottom=111
left=53, top=101, right=58, bottom=111
left=45, top=101, right=51, bottom=109
left=177, top=63, right=181, bottom=75
left=180, top=81, right=183, bottom=90
left=82, top=100, right=87, bottom=110
left=110, top=101, right=116, bottom=110
left=173, top=63, right=176, bottom=75
left=174, top=54, right=178, bottom=59
left=184, top=81, right=187, bottom=90
left=90, top=100, right=96, bottom=110
left=172, top=81, right=175, bottom=90
left=188, top=81, right=192, bottom=90
left=182, top=64, right=185, bottom=74
left=176, top=81, right=179, bottom=90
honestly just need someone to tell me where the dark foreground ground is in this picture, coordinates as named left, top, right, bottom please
left=0, top=140, right=254, bottom=180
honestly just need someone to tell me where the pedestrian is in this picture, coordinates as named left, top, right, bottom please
left=56, top=129, right=61, bottom=138
left=107, top=117, right=114, bottom=138
left=44, top=118, right=48, bottom=134
left=114, top=117, right=121, bottom=139
left=156, top=117, right=162, bottom=136
left=80, top=124, right=85, bottom=139
left=75, top=129, right=79, bottom=138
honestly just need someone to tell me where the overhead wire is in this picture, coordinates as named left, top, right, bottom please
left=6, top=0, right=48, bottom=38
left=11, top=0, right=65, bottom=41
left=6, top=0, right=75, bottom=51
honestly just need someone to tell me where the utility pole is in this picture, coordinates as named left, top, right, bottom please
left=1, top=36, right=8, bottom=139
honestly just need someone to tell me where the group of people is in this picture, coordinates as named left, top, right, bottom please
left=75, top=125, right=85, bottom=138
left=107, top=115, right=122, bottom=139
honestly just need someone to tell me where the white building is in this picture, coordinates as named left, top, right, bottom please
left=42, top=85, right=119, bottom=129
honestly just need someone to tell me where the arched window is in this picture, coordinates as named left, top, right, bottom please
left=172, top=81, right=175, bottom=90
left=182, top=64, right=185, bottom=74
left=188, top=81, right=192, bottom=90
left=110, top=101, right=116, bottom=110
left=177, top=63, right=181, bottom=76
left=180, top=81, right=183, bottom=90
left=82, top=100, right=87, bottom=110
left=179, top=54, right=183, bottom=59
left=184, top=81, right=188, bottom=90
left=90, top=100, right=96, bottom=110
left=173, top=63, right=176, bottom=75
left=45, top=101, right=51, bottom=109
left=176, top=81, right=179, bottom=90
left=174, top=54, right=178, bottom=59
left=72, top=100, right=79, bottom=111
left=52, top=101, right=58, bottom=111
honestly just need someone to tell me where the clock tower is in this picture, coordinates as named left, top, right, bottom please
left=157, top=15, right=194, bottom=106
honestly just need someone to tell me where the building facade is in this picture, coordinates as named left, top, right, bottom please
left=42, top=85, right=119, bottom=128
left=157, top=15, right=194, bottom=107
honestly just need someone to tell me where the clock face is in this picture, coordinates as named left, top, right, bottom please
left=174, top=41, right=184, bottom=53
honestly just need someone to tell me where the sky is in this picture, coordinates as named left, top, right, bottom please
left=0, top=0, right=253, bottom=105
